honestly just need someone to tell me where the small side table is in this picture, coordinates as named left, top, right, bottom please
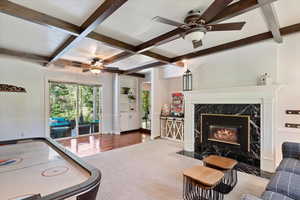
left=183, top=166, right=225, bottom=200
left=203, top=155, right=238, bottom=194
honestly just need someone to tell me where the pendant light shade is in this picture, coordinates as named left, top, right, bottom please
left=184, top=30, right=205, bottom=42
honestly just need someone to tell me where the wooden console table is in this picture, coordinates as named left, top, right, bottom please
left=160, top=116, right=184, bottom=142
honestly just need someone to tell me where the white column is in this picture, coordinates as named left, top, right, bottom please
left=184, top=92, right=195, bottom=151
left=261, top=98, right=276, bottom=172
left=151, top=68, right=168, bottom=139
left=113, top=74, right=121, bottom=134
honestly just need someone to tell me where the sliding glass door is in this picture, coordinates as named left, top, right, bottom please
left=78, top=85, right=102, bottom=136
left=49, top=81, right=102, bottom=139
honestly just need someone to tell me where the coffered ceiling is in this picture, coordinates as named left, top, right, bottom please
left=0, top=0, right=299, bottom=73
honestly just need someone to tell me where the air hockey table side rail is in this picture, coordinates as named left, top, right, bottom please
left=0, top=137, right=102, bottom=200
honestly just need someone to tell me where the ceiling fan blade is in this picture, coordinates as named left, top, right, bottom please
left=105, top=66, right=119, bottom=70
left=192, top=40, right=203, bottom=49
left=82, top=69, right=90, bottom=72
left=206, top=22, right=246, bottom=31
left=199, top=0, right=234, bottom=24
left=153, top=16, right=187, bottom=28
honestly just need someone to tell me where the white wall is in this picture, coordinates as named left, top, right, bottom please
left=187, top=41, right=278, bottom=90
left=162, top=32, right=300, bottom=165
left=151, top=68, right=169, bottom=139
left=0, top=57, right=45, bottom=140
left=276, top=33, right=300, bottom=162
left=0, top=56, right=114, bottom=140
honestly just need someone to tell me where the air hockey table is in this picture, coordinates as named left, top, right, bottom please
left=0, top=137, right=101, bottom=200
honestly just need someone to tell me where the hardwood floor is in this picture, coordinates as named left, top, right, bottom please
left=58, top=132, right=151, bottom=157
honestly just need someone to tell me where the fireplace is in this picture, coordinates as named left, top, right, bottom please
left=182, top=86, right=280, bottom=173
left=201, top=114, right=250, bottom=152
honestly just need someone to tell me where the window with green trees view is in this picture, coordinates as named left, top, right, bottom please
left=49, top=82, right=102, bottom=139
left=50, top=83, right=77, bottom=120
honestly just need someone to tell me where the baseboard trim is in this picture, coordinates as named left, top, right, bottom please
left=139, top=128, right=151, bottom=134
left=120, top=129, right=141, bottom=134
left=152, top=136, right=161, bottom=140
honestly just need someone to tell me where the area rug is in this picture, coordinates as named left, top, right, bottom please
left=84, top=139, right=268, bottom=200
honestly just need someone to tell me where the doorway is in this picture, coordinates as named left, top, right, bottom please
left=141, top=82, right=151, bottom=133
left=48, top=81, right=102, bottom=139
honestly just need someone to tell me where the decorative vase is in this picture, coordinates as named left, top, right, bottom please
left=259, top=73, right=272, bottom=86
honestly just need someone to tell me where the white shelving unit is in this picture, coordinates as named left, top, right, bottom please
left=118, top=75, right=140, bottom=132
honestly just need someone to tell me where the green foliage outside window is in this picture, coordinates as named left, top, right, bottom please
left=79, top=86, right=100, bottom=123
left=142, top=90, right=150, bottom=118
left=50, top=83, right=77, bottom=120
left=50, top=82, right=101, bottom=122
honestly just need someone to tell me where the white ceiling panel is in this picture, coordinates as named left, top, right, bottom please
left=93, top=0, right=300, bottom=59
left=62, top=38, right=123, bottom=64
left=10, top=0, right=105, bottom=26
left=95, top=0, right=213, bottom=45
left=0, top=13, right=69, bottom=56
left=275, top=0, right=300, bottom=27
left=108, top=54, right=155, bottom=70
left=151, top=8, right=270, bottom=56
left=1, top=0, right=300, bottom=70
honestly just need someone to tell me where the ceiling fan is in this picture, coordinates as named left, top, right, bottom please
left=82, top=57, right=119, bottom=74
left=81, top=57, right=103, bottom=73
left=152, top=0, right=246, bottom=49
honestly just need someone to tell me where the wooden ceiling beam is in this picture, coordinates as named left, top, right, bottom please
left=103, top=50, right=173, bottom=65
left=103, top=29, right=184, bottom=65
left=0, top=47, right=50, bottom=64
left=172, top=23, right=300, bottom=62
left=125, top=23, right=300, bottom=74
left=48, top=0, right=128, bottom=63
left=103, top=51, right=132, bottom=64
left=103, top=0, right=277, bottom=65
left=210, top=0, right=276, bottom=23
left=124, top=60, right=185, bottom=75
left=0, top=1, right=137, bottom=52
left=124, top=62, right=165, bottom=74
left=55, top=59, right=145, bottom=78
left=0, top=1, right=82, bottom=36
left=258, top=0, right=282, bottom=43
left=0, top=47, right=145, bottom=77
left=0, top=1, right=173, bottom=65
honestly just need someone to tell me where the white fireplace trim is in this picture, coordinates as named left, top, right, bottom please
left=184, top=85, right=283, bottom=172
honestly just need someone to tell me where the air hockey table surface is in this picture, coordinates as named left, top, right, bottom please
left=0, top=137, right=101, bottom=200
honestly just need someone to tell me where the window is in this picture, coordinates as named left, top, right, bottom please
left=49, top=81, right=102, bottom=139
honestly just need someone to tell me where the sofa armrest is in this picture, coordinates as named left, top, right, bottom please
left=282, top=142, right=300, bottom=159
left=241, top=194, right=263, bottom=200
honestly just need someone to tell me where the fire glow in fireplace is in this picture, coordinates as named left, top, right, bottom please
left=208, top=125, right=240, bottom=145
left=201, top=114, right=250, bottom=152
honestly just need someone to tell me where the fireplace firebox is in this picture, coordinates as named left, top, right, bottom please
left=208, top=125, right=240, bottom=145
left=201, top=114, right=250, bottom=152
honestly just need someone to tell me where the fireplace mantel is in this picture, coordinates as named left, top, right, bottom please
left=184, top=85, right=283, bottom=172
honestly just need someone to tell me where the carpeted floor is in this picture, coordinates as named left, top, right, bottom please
left=84, top=139, right=268, bottom=200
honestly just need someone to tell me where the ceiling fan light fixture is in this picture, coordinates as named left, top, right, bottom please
left=90, top=69, right=102, bottom=74
left=184, top=30, right=205, bottom=42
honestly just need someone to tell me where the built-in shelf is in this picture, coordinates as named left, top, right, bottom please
left=118, top=75, right=139, bottom=132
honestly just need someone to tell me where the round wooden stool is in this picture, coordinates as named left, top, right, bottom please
left=183, top=165, right=225, bottom=200
left=203, top=155, right=238, bottom=194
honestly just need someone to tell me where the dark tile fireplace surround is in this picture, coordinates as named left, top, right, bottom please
left=179, top=104, right=263, bottom=176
